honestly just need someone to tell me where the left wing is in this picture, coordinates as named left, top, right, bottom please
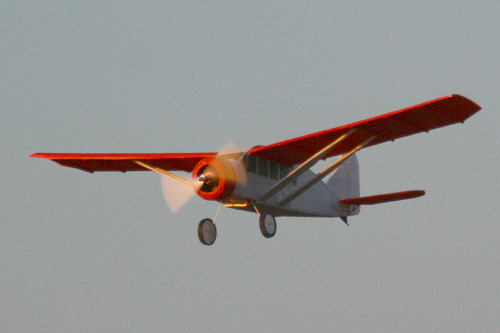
left=30, top=152, right=216, bottom=173
left=249, top=94, right=480, bottom=166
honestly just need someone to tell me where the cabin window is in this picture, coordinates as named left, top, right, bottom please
left=269, top=160, right=279, bottom=179
left=257, top=158, right=268, bottom=177
left=246, top=155, right=291, bottom=180
left=280, top=164, right=291, bottom=178
left=246, top=155, right=257, bottom=174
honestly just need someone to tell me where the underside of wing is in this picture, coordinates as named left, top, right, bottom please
left=30, top=152, right=217, bottom=173
left=249, top=94, right=480, bottom=166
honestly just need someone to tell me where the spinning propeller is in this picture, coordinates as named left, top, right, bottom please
left=160, top=174, right=203, bottom=213
left=160, top=142, right=247, bottom=213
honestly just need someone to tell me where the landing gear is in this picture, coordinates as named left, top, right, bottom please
left=259, top=213, right=276, bottom=238
left=198, top=218, right=217, bottom=245
left=197, top=209, right=275, bottom=245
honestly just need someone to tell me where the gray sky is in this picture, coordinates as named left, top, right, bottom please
left=2, top=2, right=499, bottom=332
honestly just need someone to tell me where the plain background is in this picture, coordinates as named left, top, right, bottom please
left=2, top=2, right=499, bottom=332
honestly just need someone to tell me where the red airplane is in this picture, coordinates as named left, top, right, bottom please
left=32, top=94, right=480, bottom=245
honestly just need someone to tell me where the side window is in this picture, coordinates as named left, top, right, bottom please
left=257, top=158, right=268, bottom=177
left=280, top=164, right=291, bottom=179
left=269, top=160, right=279, bottom=179
left=246, top=155, right=256, bottom=174
left=246, top=155, right=291, bottom=180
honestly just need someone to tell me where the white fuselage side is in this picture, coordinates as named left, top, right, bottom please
left=230, top=169, right=351, bottom=218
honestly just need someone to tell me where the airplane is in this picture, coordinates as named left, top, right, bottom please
left=31, top=94, right=480, bottom=245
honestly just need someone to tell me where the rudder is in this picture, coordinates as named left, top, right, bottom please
left=326, top=154, right=360, bottom=201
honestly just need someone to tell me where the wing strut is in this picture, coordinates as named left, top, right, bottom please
left=133, top=160, right=192, bottom=186
left=258, top=128, right=357, bottom=203
left=279, top=135, right=377, bottom=206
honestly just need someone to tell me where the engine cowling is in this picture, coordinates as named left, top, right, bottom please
left=192, top=157, right=237, bottom=201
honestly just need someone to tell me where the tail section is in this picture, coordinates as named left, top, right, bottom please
left=326, top=154, right=425, bottom=222
left=327, top=153, right=360, bottom=200
left=340, top=190, right=425, bottom=205
left=327, top=154, right=360, bottom=217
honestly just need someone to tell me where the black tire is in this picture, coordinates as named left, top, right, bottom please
left=198, top=218, right=217, bottom=245
left=259, top=213, right=276, bottom=238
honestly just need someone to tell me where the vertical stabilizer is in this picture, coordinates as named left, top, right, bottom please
left=326, top=154, right=360, bottom=200
left=327, top=154, right=360, bottom=217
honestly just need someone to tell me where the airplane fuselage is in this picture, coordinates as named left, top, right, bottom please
left=222, top=153, right=357, bottom=218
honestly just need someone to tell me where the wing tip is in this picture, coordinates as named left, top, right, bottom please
left=450, top=94, right=482, bottom=112
left=30, top=152, right=64, bottom=160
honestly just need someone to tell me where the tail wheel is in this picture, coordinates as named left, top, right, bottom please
left=259, top=213, right=276, bottom=238
left=198, top=218, right=217, bottom=245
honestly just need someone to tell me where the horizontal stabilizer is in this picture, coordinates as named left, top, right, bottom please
left=340, top=190, right=425, bottom=205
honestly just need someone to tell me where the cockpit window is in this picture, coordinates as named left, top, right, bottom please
left=269, top=160, right=279, bottom=179
left=245, top=155, right=291, bottom=180
left=246, top=154, right=257, bottom=174
left=257, top=158, right=268, bottom=177
left=280, top=164, right=291, bottom=178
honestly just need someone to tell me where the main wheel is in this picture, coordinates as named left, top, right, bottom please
left=259, top=213, right=276, bottom=238
left=198, top=218, right=217, bottom=245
